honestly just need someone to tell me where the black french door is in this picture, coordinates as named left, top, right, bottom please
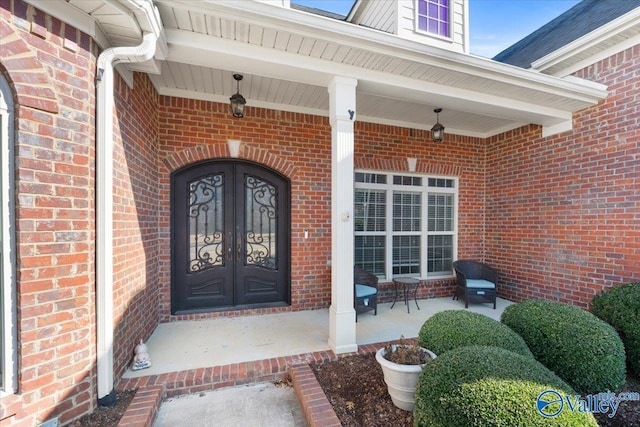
left=171, top=160, right=290, bottom=313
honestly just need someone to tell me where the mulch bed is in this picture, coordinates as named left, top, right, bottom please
left=312, top=353, right=640, bottom=427
left=69, top=389, right=136, bottom=427
left=311, top=353, right=413, bottom=426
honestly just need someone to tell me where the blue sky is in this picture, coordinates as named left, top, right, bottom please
left=292, top=0, right=581, bottom=58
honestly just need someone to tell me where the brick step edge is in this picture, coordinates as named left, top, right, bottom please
left=117, top=385, right=164, bottom=427
left=291, top=364, right=342, bottom=427
left=114, top=341, right=396, bottom=426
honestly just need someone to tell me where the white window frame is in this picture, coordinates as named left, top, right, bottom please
left=414, top=0, right=453, bottom=41
left=354, top=170, right=457, bottom=281
left=0, top=74, right=17, bottom=396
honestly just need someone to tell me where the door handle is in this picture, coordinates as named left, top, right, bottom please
left=236, top=231, right=242, bottom=260
left=226, top=231, right=233, bottom=261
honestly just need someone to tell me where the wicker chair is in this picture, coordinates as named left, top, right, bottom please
left=452, top=260, right=498, bottom=309
left=354, top=267, right=378, bottom=321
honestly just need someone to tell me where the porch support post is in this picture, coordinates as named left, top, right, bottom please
left=328, top=76, right=358, bottom=354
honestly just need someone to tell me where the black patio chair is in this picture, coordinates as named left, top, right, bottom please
left=452, top=260, right=498, bottom=309
left=354, top=267, right=378, bottom=321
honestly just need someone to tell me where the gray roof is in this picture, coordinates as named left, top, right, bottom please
left=493, top=0, right=640, bottom=68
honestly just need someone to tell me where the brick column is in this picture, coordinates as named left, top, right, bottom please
left=328, top=76, right=357, bottom=354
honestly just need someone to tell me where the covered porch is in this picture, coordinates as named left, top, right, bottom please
left=33, top=0, right=610, bottom=405
left=122, top=297, right=512, bottom=379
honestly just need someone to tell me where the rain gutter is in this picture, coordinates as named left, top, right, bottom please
left=95, top=0, right=159, bottom=406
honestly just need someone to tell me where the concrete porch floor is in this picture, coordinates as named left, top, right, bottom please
left=123, top=296, right=512, bottom=379
left=117, top=297, right=512, bottom=426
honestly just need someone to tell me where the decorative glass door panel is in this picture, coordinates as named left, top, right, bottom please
left=189, top=174, right=224, bottom=272
left=172, top=161, right=290, bottom=313
left=244, top=175, right=277, bottom=269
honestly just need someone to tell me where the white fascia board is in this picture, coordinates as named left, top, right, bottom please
left=531, top=8, right=640, bottom=76
left=126, top=0, right=169, bottom=58
left=346, top=0, right=363, bottom=21
left=542, top=119, right=573, bottom=138
left=166, top=30, right=577, bottom=124
left=159, top=0, right=607, bottom=105
left=546, top=34, right=640, bottom=78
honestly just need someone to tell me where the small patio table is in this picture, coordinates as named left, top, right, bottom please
left=391, top=277, right=421, bottom=313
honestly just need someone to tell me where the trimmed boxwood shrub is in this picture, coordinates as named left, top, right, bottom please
left=501, top=299, right=626, bottom=394
left=417, top=310, right=533, bottom=358
left=414, top=346, right=598, bottom=427
left=591, top=282, right=640, bottom=376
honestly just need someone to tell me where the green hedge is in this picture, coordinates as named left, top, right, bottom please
left=591, top=283, right=640, bottom=376
left=501, top=300, right=626, bottom=394
left=414, top=346, right=598, bottom=427
left=417, top=310, right=533, bottom=358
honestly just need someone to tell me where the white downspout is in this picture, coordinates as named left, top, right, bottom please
left=95, top=20, right=157, bottom=405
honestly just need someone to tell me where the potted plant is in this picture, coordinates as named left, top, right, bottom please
left=375, top=336, right=436, bottom=411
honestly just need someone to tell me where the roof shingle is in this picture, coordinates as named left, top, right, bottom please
left=493, top=0, right=640, bottom=68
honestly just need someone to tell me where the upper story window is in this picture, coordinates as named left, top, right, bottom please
left=354, top=171, right=457, bottom=280
left=417, top=0, right=450, bottom=38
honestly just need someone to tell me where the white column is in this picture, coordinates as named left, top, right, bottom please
left=328, top=76, right=358, bottom=354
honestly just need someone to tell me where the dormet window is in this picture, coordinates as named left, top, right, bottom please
left=354, top=171, right=456, bottom=280
left=417, top=0, right=451, bottom=38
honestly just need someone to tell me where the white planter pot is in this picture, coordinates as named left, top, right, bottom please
left=375, top=345, right=437, bottom=411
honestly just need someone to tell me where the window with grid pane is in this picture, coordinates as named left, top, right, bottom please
left=355, top=190, right=386, bottom=232
left=354, top=171, right=456, bottom=280
left=355, top=235, right=385, bottom=276
left=428, top=193, right=454, bottom=232
left=393, top=235, right=421, bottom=275
left=427, top=193, right=454, bottom=274
left=392, top=191, right=421, bottom=275
left=354, top=189, right=386, bottom=275
left=417, top=0, right=450, bottom=38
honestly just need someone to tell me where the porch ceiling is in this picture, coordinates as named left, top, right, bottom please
left=31, top=0, right=609, bottom=138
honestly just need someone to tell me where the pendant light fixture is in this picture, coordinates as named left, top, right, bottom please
left=431, top=108, right=444, bottom=142
left=230, top=74, right=246, bottom=118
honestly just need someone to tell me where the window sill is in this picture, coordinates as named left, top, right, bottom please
left=413, top=29, right=454, bottom=43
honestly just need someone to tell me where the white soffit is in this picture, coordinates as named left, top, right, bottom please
left=151, top=0, right=606, bottom=138
left=28, top=0, right=609, bottom=138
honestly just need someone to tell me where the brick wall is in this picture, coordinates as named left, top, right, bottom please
left=0, top=2, right=160, bottom=424
left=155, top=102, right=487, bottom=320
left=486, top=45, right=640, bottom=308
left=156, top=101, right=335, bottom=321
left=111, top=72, right=161, bottom=380
left=0, top=1, right=98, bottom=425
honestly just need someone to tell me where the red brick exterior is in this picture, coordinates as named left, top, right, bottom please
left=1, top=0, right=639, bottom=425
left=487, top=45, right=640, bottom=308
left=111, top=73, right=161, bottom=380
left=155, top=103, right=487, bottom=321
left=156, top=102, right=335, bottom=321
left=0, top=2, right=159, bottom=425
left=1, top=1, right=98, bottom=425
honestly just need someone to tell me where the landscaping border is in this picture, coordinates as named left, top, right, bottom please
left=115, top=341, right=391, bottom=426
